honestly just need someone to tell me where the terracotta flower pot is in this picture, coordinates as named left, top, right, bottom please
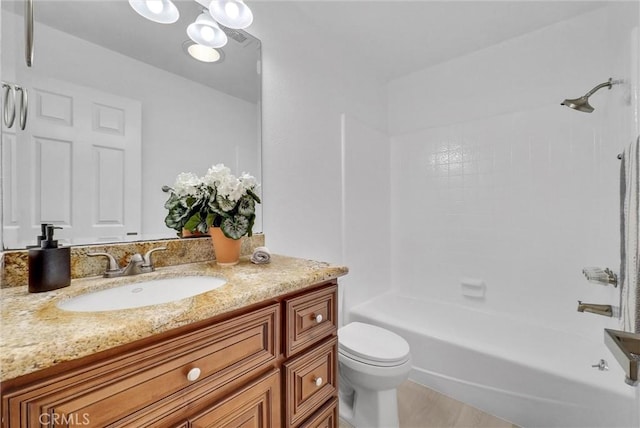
left=209, top=227, right=242, bottom=266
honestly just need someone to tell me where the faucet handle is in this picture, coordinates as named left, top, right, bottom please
left=88, top=252, right=121, bottom=277
left=142, top=247, right=167, bottom=269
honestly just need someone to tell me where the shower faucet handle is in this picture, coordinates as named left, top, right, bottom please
left=582, top=266, right=617, bottom=287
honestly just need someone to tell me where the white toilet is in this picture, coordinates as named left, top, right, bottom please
left=338, top=321, right=412, bottom=428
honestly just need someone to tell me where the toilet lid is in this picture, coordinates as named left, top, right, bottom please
left=338, top=322, right=410, bottom=366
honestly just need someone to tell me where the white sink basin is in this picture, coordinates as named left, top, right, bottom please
left=57, top=276, right=227, bottom=312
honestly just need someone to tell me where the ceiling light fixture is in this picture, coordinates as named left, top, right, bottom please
left=187, top=12, right=228, bottom=48
left=128, top=0, right=179, bottom=24
left=183, top=41, right=225, bottom=63
left=129, top=0, right=253, bottom=62
left=208, top=0, right=253, bottom=29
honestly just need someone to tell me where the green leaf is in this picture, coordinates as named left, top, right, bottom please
left=247, top=189, right=261, bottom=204
left=183, top=212, right=203, bottom=232
left=246, top=214, right=255, bottom=237
left=208, top=199, right=232, bottom=218
left=195, top=220, right=208, bottom=234
left=164, top=213, right=180, bottom=231
left=164, top=193, right=180, bottom=210
left=216, top=195, right=237, bottom=212
left=209, top=186, right=217, bottom=202
left=205, top=213, right=215, bottom=227
left=164, top=199, right=193, bottom=230
left=237, top=196, right=255, bottom=216
left=221, top=215, right=249, bottom=239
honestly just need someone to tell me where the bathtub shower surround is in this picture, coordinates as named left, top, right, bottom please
left=384, top=3, right=639, bottom=427
left=620, top=136, right=640, bottom=333
left=389, top=3, right=638, bottom=339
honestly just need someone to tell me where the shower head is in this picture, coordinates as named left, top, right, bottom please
left=561, top=78, right=614, bottom=113
left=561, top=96, right=595, bottom=113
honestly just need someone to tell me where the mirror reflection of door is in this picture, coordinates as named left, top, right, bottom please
left=2, top=77, right=141, bottom=248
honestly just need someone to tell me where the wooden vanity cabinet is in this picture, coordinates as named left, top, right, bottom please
left=187, top=369, right=281, bottom=428
left=0, top=280, right=339, bottom=428
left=283, top=285, right=338, bottom=428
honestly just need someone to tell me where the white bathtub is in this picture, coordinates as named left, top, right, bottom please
left=348, top=292, right=639, bottom=428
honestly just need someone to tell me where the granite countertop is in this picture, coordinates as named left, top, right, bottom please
left=0, top=255, right=348, bottom=382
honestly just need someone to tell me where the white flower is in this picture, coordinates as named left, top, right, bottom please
left=173, top=172, right=202, bottom=197
left=217, top=175, right=245, bottom=202
left=203, top=163, right=232, bottom=187
left=239, top=172, right=258, bottom=191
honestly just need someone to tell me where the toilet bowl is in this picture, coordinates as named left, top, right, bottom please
left=338, top=322, right=412, bottom=428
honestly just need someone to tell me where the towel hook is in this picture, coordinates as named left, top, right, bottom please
left=14, top=85, right=28, bottom=130
left=2, top=82, right=16, bottom=129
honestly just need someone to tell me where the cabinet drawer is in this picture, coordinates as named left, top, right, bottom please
left=189, top=369, right=281, bottom=428
left=285, top=285, right=337, bottom=357
left=299, top=398, right=338, bottom=428
left=4, top=304, right=279, bottom=428
left=284, top=337, right=337, bottom=428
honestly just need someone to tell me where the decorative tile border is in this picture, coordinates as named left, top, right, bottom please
left=1, top=234, right=265, bottom=288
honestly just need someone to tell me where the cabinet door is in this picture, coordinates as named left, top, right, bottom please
left=188, top=369, right=281, bottom=428
left=299, top=398, right=338, bottom=428
left=284, top=337, right=338, bottom=428
left=284, top=285, right=337, bottom=357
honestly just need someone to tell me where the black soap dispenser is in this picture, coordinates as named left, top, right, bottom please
left=28, top=225, right=71, bottom=293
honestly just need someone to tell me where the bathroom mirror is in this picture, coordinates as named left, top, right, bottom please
left=1, top=0, right=262, bottom=249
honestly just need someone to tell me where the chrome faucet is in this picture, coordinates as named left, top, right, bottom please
left=577, top=301, right=613, bottom=317
left=121, top=253, right=144, bottom=276
left=88, top=247, right=167, bottom=278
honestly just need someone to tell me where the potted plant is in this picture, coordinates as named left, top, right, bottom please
left=163, top=164, right=261, bottom=264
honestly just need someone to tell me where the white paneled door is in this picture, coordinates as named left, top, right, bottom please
left=2, top=77, right=141, bottom=248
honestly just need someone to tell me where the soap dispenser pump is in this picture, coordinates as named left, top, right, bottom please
left=28, top=225, right=71, bottom=293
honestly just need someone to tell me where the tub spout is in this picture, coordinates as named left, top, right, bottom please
left=577, top=301, right=613, bottom=317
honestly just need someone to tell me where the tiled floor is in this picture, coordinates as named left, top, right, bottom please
left=339, top=380, right=518, bottom=428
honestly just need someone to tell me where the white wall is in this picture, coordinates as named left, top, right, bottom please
left=389, top=3, right=639, bottom=340
left=2, top=12, right=258, bottom=242
left=250, top=4, right=390, bottom=312
left=342, top=114, right=391, bottom=316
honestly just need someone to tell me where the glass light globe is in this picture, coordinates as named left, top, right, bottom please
left=187, top=12, right=228, bottom=48
left=209, top=0, right=253, bottom=29
left=128, top=0, right=179, bottom=24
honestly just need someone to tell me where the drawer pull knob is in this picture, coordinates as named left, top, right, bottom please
left=313, top=377, right=323, bottom=387
left=187, top=368, right=201, bottom=382
left=314, top=314, right=323, bottom=323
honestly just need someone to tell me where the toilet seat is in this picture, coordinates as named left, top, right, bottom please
left=338, top=322, right=410, bottom=367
